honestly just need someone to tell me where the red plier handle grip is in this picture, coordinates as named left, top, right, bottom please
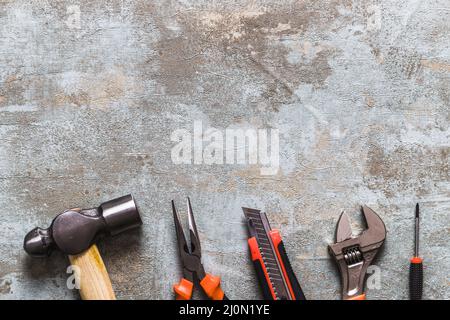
left=346, top=294, right=366, bottom=300
left=174, top=274, right=227, bottom=300
left=174, top=278, right=194, bottom=300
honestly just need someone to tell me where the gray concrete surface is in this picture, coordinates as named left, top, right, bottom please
left=0, top=0, right=449, bottom=300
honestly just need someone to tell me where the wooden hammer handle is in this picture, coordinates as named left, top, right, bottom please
left=68, top=244, right=116, bottom=300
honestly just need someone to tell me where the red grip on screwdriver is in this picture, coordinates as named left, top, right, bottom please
left=409, top=204, right=423, bottom=300
left=410, top=257, right=423, bottom=300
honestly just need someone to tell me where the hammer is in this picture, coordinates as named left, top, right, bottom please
left=24, top=194, right=142, bottom=300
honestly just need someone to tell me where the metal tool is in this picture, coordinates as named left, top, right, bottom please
left=24, top=194, right=142, bottom=256
left=172, top=198, right=227, bottom=300
left=23, top=194, right=142, bottom=300
left=243, top=207, right=306, bottom=300
left=328, top=206, right=386, bottom=300
left=409, top=203, right=423, bottom=300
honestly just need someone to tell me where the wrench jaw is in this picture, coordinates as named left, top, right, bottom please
left=329, top=206, right=386, bottom=300
left=359, top=206, right=387, bottom=248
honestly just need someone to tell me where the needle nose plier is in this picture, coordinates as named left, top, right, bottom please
left=171, top=198, right=228, bottom=300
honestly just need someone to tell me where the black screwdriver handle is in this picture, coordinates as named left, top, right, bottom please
left=409, top=257, right=423, bottom=300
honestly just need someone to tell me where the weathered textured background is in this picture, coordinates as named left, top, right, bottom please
left=0, top=0, right=449, bottom=300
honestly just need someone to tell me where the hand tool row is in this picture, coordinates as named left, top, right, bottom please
left=23, top=194, right=423, bottom=300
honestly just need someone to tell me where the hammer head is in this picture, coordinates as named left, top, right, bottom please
left=24, top=195, right=142, bottom=257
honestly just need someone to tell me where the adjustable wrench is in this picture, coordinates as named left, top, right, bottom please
left=328, top=206, right=386, bottom=300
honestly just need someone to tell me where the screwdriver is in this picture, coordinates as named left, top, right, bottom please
left=409, top=203, right=423, bottom=300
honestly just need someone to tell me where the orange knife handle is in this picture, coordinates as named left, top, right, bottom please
left=346, top=294, right=366, bottom=300
left=248, top=237, right=277, bottom=300
left=269, top=230, right=306, bottom=300
left=174, top=278, right=194, bottom=300
left=200, top=273, right=226, bottom=300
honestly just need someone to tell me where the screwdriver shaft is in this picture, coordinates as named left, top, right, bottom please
left=414, top=203, right=419, bottom=257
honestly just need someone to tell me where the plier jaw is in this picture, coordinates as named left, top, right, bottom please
left=328, top=206, right=386, bottom=300
left=172, top=198, right=204, bottom=282
left=171, top=198, right=227, bottom=300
